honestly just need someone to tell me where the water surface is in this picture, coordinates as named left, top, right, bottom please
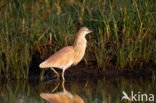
left=0, top=76, right=155, bottom=103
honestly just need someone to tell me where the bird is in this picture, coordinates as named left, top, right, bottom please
left=40, top=91, right=84, bottom=103
left=39, top=27, right=92, bottom=81
left=40, top=81, right=84, bottom=103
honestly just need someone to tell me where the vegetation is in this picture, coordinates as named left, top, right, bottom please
left=0, top=0, right=155, bottom=79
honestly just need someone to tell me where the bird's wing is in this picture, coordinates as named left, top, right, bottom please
left=39, top=46, right=75, bottom=68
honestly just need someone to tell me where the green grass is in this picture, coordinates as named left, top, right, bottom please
left=0, top=0, right=155, bottom=79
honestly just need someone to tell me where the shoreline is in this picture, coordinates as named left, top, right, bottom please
left=1, top=62, right=155, bottom=81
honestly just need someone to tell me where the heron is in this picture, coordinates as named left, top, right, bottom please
left=39, top=27, right=92, bottom=81
left=40, top=81, right=84, bottom=103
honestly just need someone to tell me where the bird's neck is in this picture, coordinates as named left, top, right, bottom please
left=73, top=34, right=87, bottom=52
left=72, top=33, right=87, bottom=65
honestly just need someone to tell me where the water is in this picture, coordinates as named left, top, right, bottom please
left=0, top=76, right=155, bottom=103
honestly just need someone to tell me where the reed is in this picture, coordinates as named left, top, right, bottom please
left=0, top=0, right=155, bottom=79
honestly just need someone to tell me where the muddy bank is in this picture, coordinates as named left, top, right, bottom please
left=28, top=56, right=156, bottom=80
left=0, top=61, right=155, bottom=80
left=24, top=44, right=156, bottom=80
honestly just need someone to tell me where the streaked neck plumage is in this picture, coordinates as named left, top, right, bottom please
left=73, top=31, right=87, bottom=65
left=73, top=31, right=87, bottom=51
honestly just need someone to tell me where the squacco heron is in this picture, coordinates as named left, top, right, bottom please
left=39, top=27, right=92, bottom=81
left=40, top=81, right=84, bottom=103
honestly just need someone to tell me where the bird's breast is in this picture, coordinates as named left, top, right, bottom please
left=73, top=42, right=86, bottom=65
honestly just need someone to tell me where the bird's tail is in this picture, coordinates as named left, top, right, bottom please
left=39, top=61, right=48, bottom=68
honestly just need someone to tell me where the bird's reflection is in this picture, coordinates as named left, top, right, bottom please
left=40, top=81, right=84, bottom=103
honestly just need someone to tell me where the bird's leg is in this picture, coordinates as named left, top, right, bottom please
left=51, top=81, right=60, bottom=93
left=50, top=67, right=59, bottom=81
left=62, top=80, right=67, bottom=93
left=62, top=80, right=65, bottom=91
left=62, top=69, right=65, bottom=81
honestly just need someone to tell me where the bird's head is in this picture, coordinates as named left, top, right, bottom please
left=78, top=27, right=92, bottom=36
left=74, top=27, right=92, bottom=46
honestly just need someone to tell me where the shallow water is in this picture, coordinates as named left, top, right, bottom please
left=0, top=76, right=155, bottom=103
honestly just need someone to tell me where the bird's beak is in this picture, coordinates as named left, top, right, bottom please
left=88, top=29, right=92, bottom=33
